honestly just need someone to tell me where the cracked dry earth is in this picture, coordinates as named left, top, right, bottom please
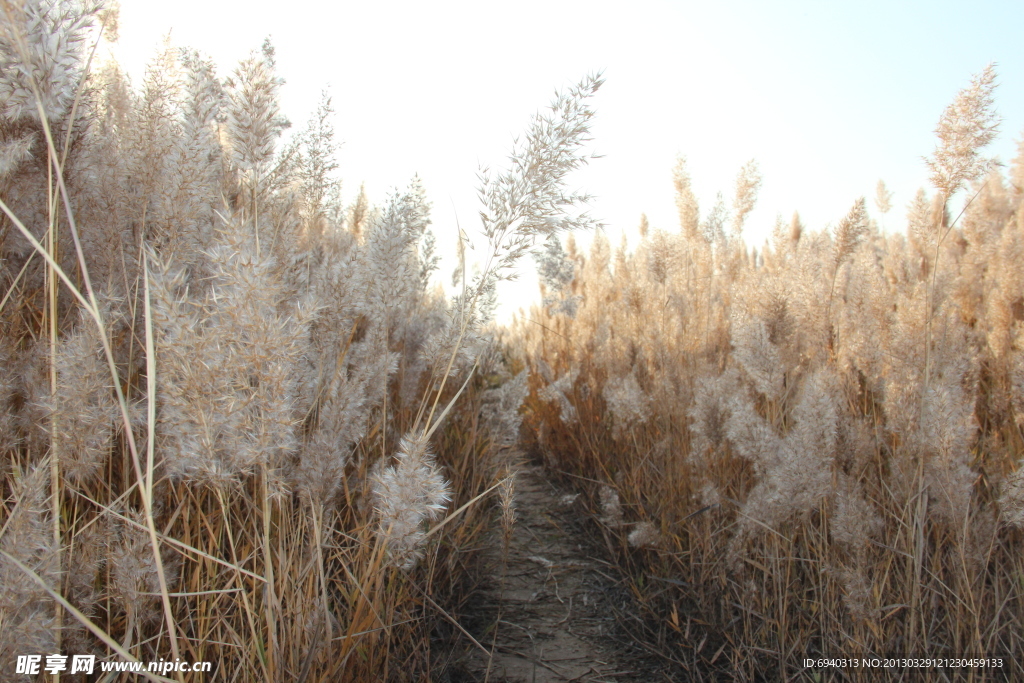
left=458, top=465, right=658, bottom=683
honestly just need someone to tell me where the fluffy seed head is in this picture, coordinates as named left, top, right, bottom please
left=0, top=0, right=101, bottom=123
left=371, top=433, right=452, bottom=570
left=925, top=64, right=1001, bottom=199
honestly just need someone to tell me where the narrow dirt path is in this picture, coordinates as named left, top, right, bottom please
left=458, top=464, right=657, bottom=682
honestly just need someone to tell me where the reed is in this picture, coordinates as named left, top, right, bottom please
left=513, top=64, right=1024, bottom=681
left=0, top=2, right=602, bottom=679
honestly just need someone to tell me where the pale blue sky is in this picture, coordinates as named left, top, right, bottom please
left=110, top=0, right=1023, bottom=318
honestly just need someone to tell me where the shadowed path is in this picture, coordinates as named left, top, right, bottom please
left=458, top=465, right=661, bottom=683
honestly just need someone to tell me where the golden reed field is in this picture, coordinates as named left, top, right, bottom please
left=1, top=1, right=1022, bottom=681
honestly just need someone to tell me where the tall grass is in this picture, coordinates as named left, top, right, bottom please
left=513, top=65, right=1024, bottom=680
left=0, top=2, right=600, bottom=680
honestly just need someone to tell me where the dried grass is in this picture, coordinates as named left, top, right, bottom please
left=514, top=65, right=1024, bottom=680
left=0, top=2, right=602, bottom=679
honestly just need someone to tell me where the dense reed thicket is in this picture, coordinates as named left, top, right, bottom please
left=0, top=1, right=602, bottom=680
left=514, top=65, right=1024, bottom=680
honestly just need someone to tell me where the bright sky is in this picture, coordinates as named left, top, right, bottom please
left=109, top=0, right=1024, bottom=321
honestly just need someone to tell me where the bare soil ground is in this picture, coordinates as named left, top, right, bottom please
left=451, top=464, right=670, bottom=683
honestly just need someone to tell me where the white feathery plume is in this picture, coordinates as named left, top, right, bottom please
left=0, top=132, right=35, bottom=179
left=925, top=64, right=1000, bottom=200
left=538, top=368, right=580, bottom=425
left=730, top=313, right=783, bottom=401
left=628, top=521, right=661, bottom=549
left=0, top=466, right=59, bottom=672
left=108, top=509, right=179, bottom=627
left=688, top=370, right=741, bottom=460
left=730, top=160, right=762, bottom=238
left=599, top=485, right=623, bottom=527
left=371, top=432, right=451, bottom=571
left=0, top=0, right=101, bottom=123
left=149, top=216, right=314, bottom=491
left=725, top=369, right=839, bottom=531
left=43, top=304, right=116, bottom=486
left=225, top=38, right=289, bottom=177
left=830, top=473, right=882, bottom=548
left=603, top=370, right=650, bottom=434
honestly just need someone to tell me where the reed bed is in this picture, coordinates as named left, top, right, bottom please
left=0, top=2, right=600, bottom=680
left=512, top=65, right=1024, bottom=681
